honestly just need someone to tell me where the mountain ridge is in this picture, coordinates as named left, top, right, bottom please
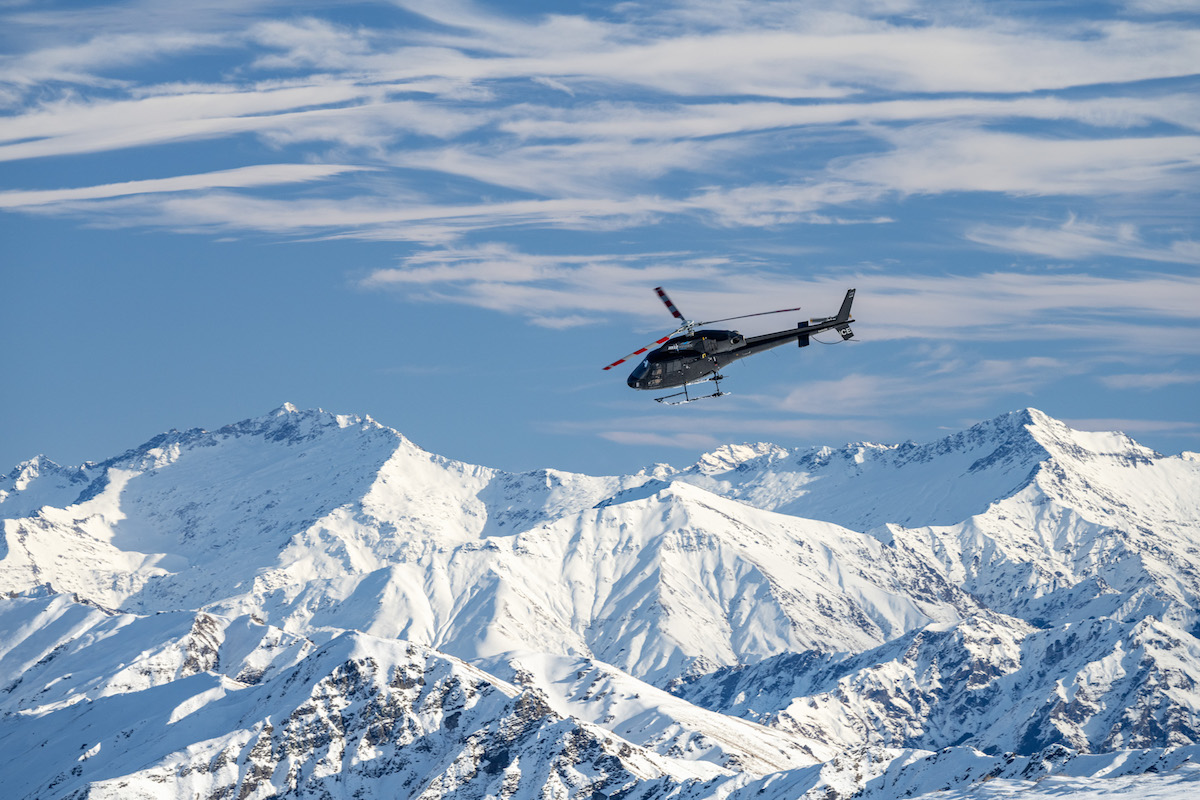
left=2, top=404, right=1198, bottom=799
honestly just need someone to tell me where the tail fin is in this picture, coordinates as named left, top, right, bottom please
left=837, top=288, right=856, bottom=322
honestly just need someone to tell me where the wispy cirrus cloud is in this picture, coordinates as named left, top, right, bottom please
left=1099, top=371, right=1200, bottom=390
left=562, top=413, right=899, bottom=452
left=576, top=395, right=1200, bottom=453
left=0, top=164, right=369, bottom=208
left=0, top=1, right=1197, bottom=258
left=571, top=343, right=1192, bottom=453
left=3, top=1, right=1199, bottom=468
left=967, top=215, right=1200, bottom=264
left=833, top=126, right=1200, bottom=197
left=59, top=191, right=689, bottom=243
left=385, top=136, right=749, bottom=197
left=358, top=243, right=1200, bottom=350
left=0, top=86, right=484, bottom=162
left=770, top=356, right=1081, bottom=416
left=499, top=93, right=1200, bottom=142
left=0, top=31, right=228, bottom=94
left=1061, top=417, right=1200, bottom=440
left=360, top=244, right=731, bottom=320
left=0, top=3, right=1196, bottom=295
left=388, top=1, right=1200, bottom=96
left=598, top=430, right=724, bottom=450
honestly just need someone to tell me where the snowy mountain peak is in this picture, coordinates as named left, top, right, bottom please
left=217, top=402, right=396, bottom=446
left=0, top=455, right=92, bottom=518
left=2, top=404, right=1197, bottom=800
left=1022, top=409, right=1159, bottom=463
left=939, top=407, right=1157, bottom=467
left=267, top=400, right=380, bottom=431
left=4, top=454, right=64, bottom=492
left=910, top=407, right=1048, bottom=463
left=693, top=443, right=791, bottom=475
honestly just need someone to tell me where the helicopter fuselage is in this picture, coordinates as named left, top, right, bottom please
left=626, top=315, right=854, bottom=391
left=626, top=329, right=741, bottom=390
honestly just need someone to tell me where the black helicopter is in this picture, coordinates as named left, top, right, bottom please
left=603, top=286, right=856, bottom=403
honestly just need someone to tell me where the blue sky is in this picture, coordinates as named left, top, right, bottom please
left=2, top=0, right=1198, bottom=476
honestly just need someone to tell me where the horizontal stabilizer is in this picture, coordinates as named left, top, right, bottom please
left=797, top=323, right=810, bottom=348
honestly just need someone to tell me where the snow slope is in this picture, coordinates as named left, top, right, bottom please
left=0, top=595, right=726, bottom=800
left=1, top=407, right=973, bottom=682
left=2, top=404, right=1198, bottom=799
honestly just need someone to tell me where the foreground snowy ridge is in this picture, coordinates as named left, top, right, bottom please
left=2, top=405, right=1198, bottom=799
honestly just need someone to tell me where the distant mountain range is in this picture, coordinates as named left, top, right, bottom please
left=2, top=405, right=1198, bottom=799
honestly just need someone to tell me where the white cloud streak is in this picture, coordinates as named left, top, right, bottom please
left=0, top=164, right=368, bottom=208
left=356, top=243, right=1200, bottom=355
left=1099, top=371, right=1200, bottom=390
left=560, top=412, right=899, bottom=452
left=0, top=31, right=228, bottom=92
left=3, top=1, right=1195, bottom=463
left=771, top=357, right=1079, bottom=416
left=387, top=3, right=1200, bottom=96
left=0, top=86, right=484, bottom=162
left=834, top=126, right=1200, bottom=197
left=967, top=216, right=1200, bottom=265
left=1, top=1, right=1198, bottom=261
left=500, top=93, right=1200, bottom=142
left=1060, top=417, right=1200, bottom=439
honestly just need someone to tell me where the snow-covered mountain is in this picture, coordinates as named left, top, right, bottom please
left=672, top=410, right=1200, bottom=630
left=2, top=404, right=1198, bottom=799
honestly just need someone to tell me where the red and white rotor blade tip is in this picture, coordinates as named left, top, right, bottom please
left=655, top=287, right=685, bottom=321
left=602, top=334, right=673, bottom=370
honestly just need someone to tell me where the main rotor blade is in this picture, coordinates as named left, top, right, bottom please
left=602, top=333, right=676, bottom=371
left=655, top=287, right=685, bottom=321
left=697, top=305, right=803, bottom=326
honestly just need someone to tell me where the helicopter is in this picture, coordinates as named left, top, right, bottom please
left=603, top=286, right=856, bottom=404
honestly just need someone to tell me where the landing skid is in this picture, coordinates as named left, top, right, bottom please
left=655, top=375, right=729, bottom=405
